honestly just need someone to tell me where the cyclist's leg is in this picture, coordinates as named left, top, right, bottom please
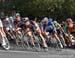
left=56, top=29, right=66, bottom=47
left=0, top=27, right=6, bottom=37
left=16, top=27, right=22, bottom=35
left=48, top=29, right=63, bottom=48
left=0, top=27, right=6, bottom=45
left=27, top=31, right=35, bottom=46
left=36, top=29, right=48, bottom=48
left=54, top=32, right=63, bottom=48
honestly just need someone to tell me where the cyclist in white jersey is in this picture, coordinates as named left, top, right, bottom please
left=0, top=19, right=6, bottom=46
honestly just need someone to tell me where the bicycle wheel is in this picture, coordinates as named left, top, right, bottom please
left=68, top=34, right=75, bottom=45
left=21, top=35, right=30, bottom=49
left=34, top=35, right=41, bottom=48
left=15, top=33, right=23, bottom=46
left=1, top=36, right=10, bottom=50
left=58, top=34, right=67, bottom=47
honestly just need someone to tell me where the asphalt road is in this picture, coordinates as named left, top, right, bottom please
left=0, top=45, right=75, bottom=58
left=0, top=40, right=75, bottom=58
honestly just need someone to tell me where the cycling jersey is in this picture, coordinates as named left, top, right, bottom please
left=63, top=25, right=68, bottom=33
left=42, top=21, right=54, bottom=33
left=14, top=20, right=24, bottom=29
left=21, top=20, right=34, bottom=32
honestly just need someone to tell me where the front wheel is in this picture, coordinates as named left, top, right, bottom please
left=1, top=36, right=10, bottom=50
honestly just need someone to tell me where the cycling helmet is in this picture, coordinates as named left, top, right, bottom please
left=54, top=20, right=58, bottom=24
left=5, top=17, right=9, bottom=21
left=42, top=17, right=48, bottom=22
left=66, top=18, right=73, bottom=22
left=24, top=17, right=29, bottom=22
left=9, top=16, right=14, bottom=21
left=16, top=13, right=20, bottom=16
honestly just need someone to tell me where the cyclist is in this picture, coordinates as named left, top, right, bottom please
left=53, top=21, right=67, bottom=47
left=32, top=21, right=48, bottom=49
left=23, top=17, right=35, bottom=47
left=14, top=13, right=23, bottom=35
left=61, top=19, right=75, bottom=46
left=66, top=18, right=75, bottom=45
left=41, top=17, right=63, bottom=48
left=23, top=17, right=48, bottom=49
left=0, top=19, right=8, bottom=47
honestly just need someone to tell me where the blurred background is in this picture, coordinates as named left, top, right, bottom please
left=0, top=0, right=75, bottom=21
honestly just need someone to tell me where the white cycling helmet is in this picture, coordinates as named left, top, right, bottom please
left=16, top=13, right=20, bottom=16
left=66, top=18, right=73, bottom=22
left=42, top=17, right=48, bottom=22
left=5, top=17, right=9, bottom=21
left=9, top=16, right=14, bottom=21
left=24, top=17, right=29, bottom=22
left=54, top=21, right=57, bottom=24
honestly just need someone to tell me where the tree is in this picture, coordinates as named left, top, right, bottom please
left=0, top=0, right=75, bottom=21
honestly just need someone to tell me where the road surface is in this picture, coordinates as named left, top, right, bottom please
left=0, top=45, right=75, bottom=58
